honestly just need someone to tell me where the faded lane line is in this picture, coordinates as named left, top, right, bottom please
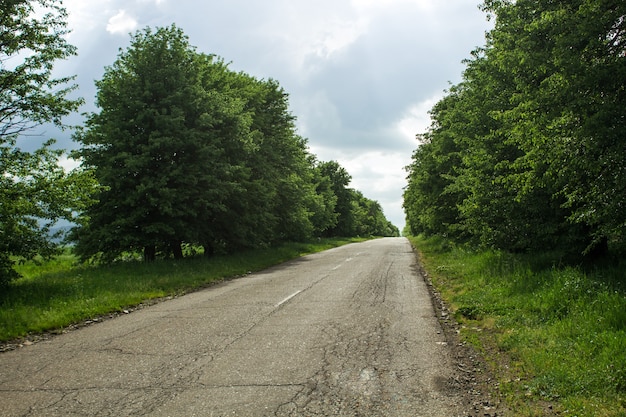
left=332, top=257, right=354, bottom=271
left=275, top=290, right=302, bottom=308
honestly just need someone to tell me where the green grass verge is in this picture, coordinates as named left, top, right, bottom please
left=408, top=235, right=626, bottom=417
left=0, top=237, right=367, bottom=342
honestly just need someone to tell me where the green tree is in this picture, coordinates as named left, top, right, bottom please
left=449, top=46, right=562, bottom=252
left=351, top=191, right=398, bottom=237
left=403, top=89, right=467, bottom=238
left=0, top=0, right=93, bottom=284
left=230, top=74, right=318, bottom=245
left=73, top=26, right=253, bottom=261
left=310, top=159, right=339, bottom=236
left=74, top=25, right=330, bottom=260
left=477, top=0, right=626, bottom=253
left=313, top=160, right=397, bottom=238
left=317, top=160, right=355, bottom=237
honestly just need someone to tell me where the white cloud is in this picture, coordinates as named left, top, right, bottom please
left=352, top=0, right=433, bottom=13
left=310, top=17, right=369, bottom=61
left=250, top=3, right=369, bottom=78
left=296, top=91, right=342, bottom=138
left=106, top=10, right=138, bottom=35
left=58, top=156, right=82, bottom=172
left=393, top=94, right=443, bottom=142
left=64, top=1, right=109, bottom=31
left=342, top=151, right=410, bottom=194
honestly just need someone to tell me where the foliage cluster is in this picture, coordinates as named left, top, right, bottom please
left=0, top=0, right=98, bottom=285
left=403, top=0, right=626, bottom=256
left=0, top=238, right=366, bottom=342
left=0, top=2, right=398, bottom=283
left=410, top=235, right=626, bottom=417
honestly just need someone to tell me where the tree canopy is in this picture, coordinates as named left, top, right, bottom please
left=404, top=0, right=626, bottom=256
left=0, top=0, right=96, bottom=285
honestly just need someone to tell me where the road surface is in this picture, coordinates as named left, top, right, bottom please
left=0, top=237, right=465, bottom=416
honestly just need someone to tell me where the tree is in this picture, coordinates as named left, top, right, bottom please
left=317, top=160, right=355, bottom=237
left=310, top=159, right=339, bottom=236
left=0, top=0, right=93, bottom=284
left=228, top=74, right=318, bottom=245
left=0, top=0, right=80, bottom=137
left=313, top=160, right=398, bottom=238
left=351, top=190, right=399, bottom=237
left=403, top=89, right=467, bottom=239
left=73, top=26, right=256, bottom=261
left=477, top=0, right=626, bottom=253
left=74, top=25, right=334, bottom=260
left=449, top=44, right=566, bottom=252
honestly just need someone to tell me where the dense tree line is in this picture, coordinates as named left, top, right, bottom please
left=72, top=25, right=398, bottom=262
left=0, top=1, right=398, bottom=282
left=404, top=0, right=625, bottom=256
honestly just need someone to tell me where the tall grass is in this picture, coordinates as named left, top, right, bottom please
left=409, top=235, right=626, bottom=417
left=0, top=238, right=365, bottom=342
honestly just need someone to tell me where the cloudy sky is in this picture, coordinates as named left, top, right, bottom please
left=48, top=0, right=492, bottom=230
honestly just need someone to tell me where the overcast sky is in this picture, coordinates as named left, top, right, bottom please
left=47, top=0, right=492, bottom=231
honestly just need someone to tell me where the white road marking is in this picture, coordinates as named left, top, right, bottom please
left=275, top=290, right=302, bottom=308
left=332, top=256, right=355, bottom=271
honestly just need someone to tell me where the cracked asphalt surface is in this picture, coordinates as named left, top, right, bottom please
left=0, top=237, right=467, bottom=416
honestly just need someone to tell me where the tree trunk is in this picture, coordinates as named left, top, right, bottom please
left=171, top=241, right=184, bottom=260
left=203, top=243, right=214, bottom=258
left=144, top=245, right=156, bottom=262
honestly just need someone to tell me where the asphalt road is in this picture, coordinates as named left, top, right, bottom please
left=0, top=237, right=465, bottom=416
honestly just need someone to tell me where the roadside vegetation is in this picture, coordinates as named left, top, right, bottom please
left=0, top=238, right=366, bottom=343
left=403, top=2, right=625, bottom=415
left=404, top=0, right=625, bottom=257
left=409, top=235, right=626, bottom=417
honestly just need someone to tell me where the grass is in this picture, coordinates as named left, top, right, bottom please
left=408, top=235, right=626, bottom=417
left=0, top=237, right=367, bottom=342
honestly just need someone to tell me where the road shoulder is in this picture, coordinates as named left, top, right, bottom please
left=413, top=249, right=507, bottom=417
